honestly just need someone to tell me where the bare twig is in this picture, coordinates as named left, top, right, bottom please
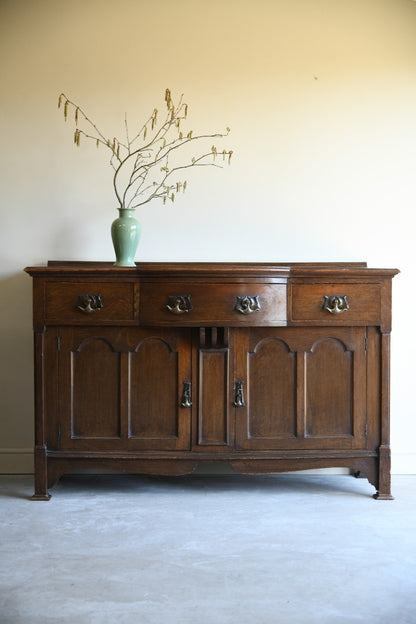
left=59, top=89, right=233, bottom=209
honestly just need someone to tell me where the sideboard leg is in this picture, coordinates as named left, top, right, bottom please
left=373, top=445, right=394, bottom=500
left=31, top=446, right=51, bottom=501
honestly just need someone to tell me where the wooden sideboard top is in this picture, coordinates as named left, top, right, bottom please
left=24, top=261, right=400, bottom=280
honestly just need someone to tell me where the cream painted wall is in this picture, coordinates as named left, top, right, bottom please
left=1, top=0, right=415, bottom=474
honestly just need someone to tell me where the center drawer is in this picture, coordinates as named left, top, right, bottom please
left=139, top=283, right=287, bottom=326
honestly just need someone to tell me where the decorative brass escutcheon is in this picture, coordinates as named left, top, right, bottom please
left=234, top=295, right=261, bottom=315
left=322, top=295, right=349, bottom=315
left=180, top=381, right=192, bottom=408
left=166, top=295, right=193, bottom=315
left=77, top=294, right=103, bottom=314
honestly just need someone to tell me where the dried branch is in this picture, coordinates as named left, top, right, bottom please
left=58, top=89, right=233, bottom=209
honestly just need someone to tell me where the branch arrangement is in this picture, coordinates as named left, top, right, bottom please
left=58, top=89, right=233, bottom=210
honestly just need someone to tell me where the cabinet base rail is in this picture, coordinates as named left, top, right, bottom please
left=31, top=449, right=392, bottom=501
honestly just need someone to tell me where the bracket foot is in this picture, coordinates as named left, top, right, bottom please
left=373, top=492, right=394, bottom=500
left=31, top=493, right=51, bottom=501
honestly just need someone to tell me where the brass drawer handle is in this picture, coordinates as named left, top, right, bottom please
left=77, top=294, right=103, bottom=314
left=322, top=295, right=349, bottom=315
left=234, top=295, right=261, bottom=315
left=166, top=295, right=193, bottom=315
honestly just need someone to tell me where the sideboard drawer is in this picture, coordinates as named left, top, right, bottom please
left=140, top=283, right=287, bottom=326
left=45, top=281, right=138, bottom=323
left=291, top=284, right=381, bottom=323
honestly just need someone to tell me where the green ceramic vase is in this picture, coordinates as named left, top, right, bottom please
left=111, top=208, right=141, bottom=267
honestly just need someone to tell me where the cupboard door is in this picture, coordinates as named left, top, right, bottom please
left=57, top=327, right=191, bottom=451
left=235, top=327, right=367, bottom=450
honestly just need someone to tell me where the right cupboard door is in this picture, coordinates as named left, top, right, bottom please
left=235, top=327, right=367, bottom=451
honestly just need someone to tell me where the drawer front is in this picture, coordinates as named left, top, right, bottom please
left=45, top=282, right=137, bottom=323
left=140, top=283, right=287, bottom=326
left=291, top=284, right=381, bottom=323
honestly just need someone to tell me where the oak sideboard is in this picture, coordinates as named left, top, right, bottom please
left=24, top=261, right=399, bottom=499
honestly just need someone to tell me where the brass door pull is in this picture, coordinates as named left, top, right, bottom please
left=180, top=381, right=192, bottom=408
left=233, top=380, right=246, bottom=407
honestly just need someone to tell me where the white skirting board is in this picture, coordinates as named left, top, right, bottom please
left=0, top=449, right=415, bottom=475
left=0, top=449, right=34, bottom=474
left=391, top=453, right=416, bottom=475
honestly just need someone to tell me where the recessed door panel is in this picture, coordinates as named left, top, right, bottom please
left=305, top=338, right=353, bottom=438
left=197, top=348, right=230, bottom=446
left=247, top=337, right=297, bottom=439
left=193, top=327, right=234, bottom=450
left=70, top=338, right=121, bottom=439
left=129, top=337, right=179, bottom=440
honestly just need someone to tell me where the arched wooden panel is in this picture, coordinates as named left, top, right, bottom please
left=129, top=337, right=178, bottom=439
left=248, top=337, right=296, bottom=439
left=305, top=338, right=353, bottom=437
left=71, top=338, right=121, bottom=438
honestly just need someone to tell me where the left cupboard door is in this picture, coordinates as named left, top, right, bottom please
left=55, top=327, right=192, bottom=451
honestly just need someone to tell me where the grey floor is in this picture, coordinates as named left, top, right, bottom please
left=0, top=473, right=415, bottom=624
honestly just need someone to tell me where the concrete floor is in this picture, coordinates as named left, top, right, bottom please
left=0, top=473, right=415, bottom=624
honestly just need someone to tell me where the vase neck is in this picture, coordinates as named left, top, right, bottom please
left=118, top=207, right=135, bottom=215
